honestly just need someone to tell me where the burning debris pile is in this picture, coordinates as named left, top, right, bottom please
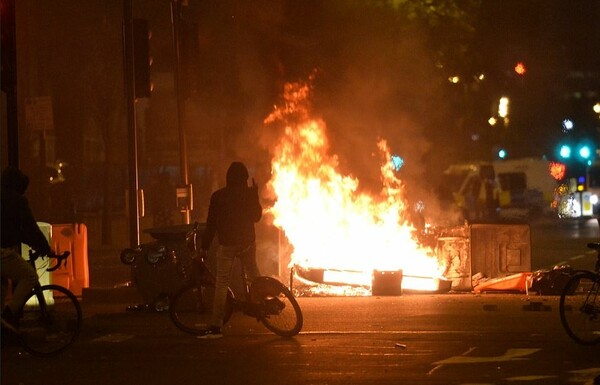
left=262, top=78, right=450, bottom=295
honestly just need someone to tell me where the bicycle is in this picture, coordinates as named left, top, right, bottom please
left=169, top=223, right=303, bottom=337
left=1, top=250, right=83, bottom=356
left=559, top=242, right=600, bottom=345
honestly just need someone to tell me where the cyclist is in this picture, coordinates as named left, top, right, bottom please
left=199, top=161, right=263, bottom=339
left=1, top=166, right=56, bottom=332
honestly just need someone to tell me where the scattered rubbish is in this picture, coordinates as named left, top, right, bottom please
left=473, top=272, right=532, bottom=293
left=528, top=265, right=576, bottom=295
left=471, top=264, right=577, bottom=296
left=471, top=272, right=488, bottom=288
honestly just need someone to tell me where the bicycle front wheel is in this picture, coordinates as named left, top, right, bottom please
left=169, top=283, right=234, bottom=335
left=559, top=272, right=600, bottom=345
left=19, top=284, right=82, bottom=356
left=251, top=277, right=303, bottom=337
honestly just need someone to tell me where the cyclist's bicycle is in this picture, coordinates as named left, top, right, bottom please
left=559, top=242, right=600, bottom=345
left=169, top=223, right=303, bottom=337
left=1, top=250, right=82, bottom=356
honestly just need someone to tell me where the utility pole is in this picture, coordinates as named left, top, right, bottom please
left=123, top=0, right=140, bottom=247
left=170, top=0, right=192, bottom=225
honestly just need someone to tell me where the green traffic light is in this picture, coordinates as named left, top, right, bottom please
left=559, top=145, right=571, bottom=159
left=578, top=145, right=591, bottom=159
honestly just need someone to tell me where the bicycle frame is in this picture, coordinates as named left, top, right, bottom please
left=2, top=249, right=82, bottom=356
left=25, top=251, right=70, bottom=307
left=170, top=222, right=303, bottom=337
left=558, top=242, right=600, bottom=345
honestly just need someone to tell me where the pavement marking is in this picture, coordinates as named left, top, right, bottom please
left=568, top=368, right=600, bottom=384
left=92, top=333, right=135, bottom=343
left=570, top=254, right=587, bottom=261
left=432, top=348, right=541, bottom=365
left=428, top=348, right=542, bottom=376
left=299, top=330, right=481, bottom=335
left=505, top=375, right=557, bottom=381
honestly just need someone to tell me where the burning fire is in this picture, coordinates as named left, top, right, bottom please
left=264, top=79, right=446, bottom=292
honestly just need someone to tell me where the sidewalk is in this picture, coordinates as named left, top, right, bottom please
left=82, top=246, right=143, bottom=307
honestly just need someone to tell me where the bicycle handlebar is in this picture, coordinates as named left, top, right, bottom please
left=28, top=250, right=71, bottom=272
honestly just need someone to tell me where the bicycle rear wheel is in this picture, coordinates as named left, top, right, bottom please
left=250, top=277, right=303, bottom=337
left=19, top=284, right=82, bottom=356
left=169, top=282, right=234, bottom=335
left=559, top=272, right=600, bottom=345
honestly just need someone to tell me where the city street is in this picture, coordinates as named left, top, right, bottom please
left=3, top=2, right=600, bottom=384
left=2, top=218, right=600, bottom=385
left=2, top=294, right=599, bottom=385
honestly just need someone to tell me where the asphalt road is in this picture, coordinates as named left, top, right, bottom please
left=2, top=217, right=600, bottom=385
left=2, top=295, right=599, bottom=385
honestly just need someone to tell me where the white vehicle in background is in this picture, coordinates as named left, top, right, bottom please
left=586, top=161, right=600, bottom=215
left=441, top=157, right=561, bottom=221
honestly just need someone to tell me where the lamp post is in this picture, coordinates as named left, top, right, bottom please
left=170, top=0, right=191, bottom=224
left=123, top=0, right=141, bottom=247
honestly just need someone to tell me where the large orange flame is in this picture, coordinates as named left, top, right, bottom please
left=264, top=80, right=445, bottom=289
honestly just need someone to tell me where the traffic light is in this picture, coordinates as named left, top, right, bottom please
left=578, top=145, right=592, bottom=160
left=133, top=19, right=152, bottom=98
left=514, top=62, right=526, bottom=76
left=559, top=144, right=572, bottom=159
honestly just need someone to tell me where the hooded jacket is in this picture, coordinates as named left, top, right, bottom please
left=201, top=162, right=262, bottom=249
left=1, top=166, right=51, bottom=254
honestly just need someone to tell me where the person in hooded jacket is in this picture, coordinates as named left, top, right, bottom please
left=1, top=166, right=56, bottom=331
left=198, top=161, right=263, bottom=339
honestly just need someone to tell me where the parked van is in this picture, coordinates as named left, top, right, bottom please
left=441, top=158, right=559, bottom=220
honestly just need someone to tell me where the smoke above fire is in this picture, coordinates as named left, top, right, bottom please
left=261, top=77, right=445, bottom=280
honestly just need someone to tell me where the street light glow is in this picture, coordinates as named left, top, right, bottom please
left=498, top=97, right=509, bottom=118
left=562, top=119, right=574, bottom=131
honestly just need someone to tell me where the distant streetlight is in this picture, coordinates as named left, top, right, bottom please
left=498, top=97, right=509, bottom=118
left=562, top=119, right=574, bottom=132
left=593, top=102, right=600, bottom=114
